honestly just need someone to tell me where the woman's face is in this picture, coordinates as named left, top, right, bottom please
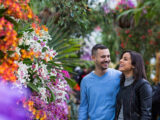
left=119, top=52, right=134, bottom=75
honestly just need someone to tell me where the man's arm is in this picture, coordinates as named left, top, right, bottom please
left=78, top=79, right=88, bottom=120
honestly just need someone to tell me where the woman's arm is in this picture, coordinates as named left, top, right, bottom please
left=139, top=82, right=152, bottom=120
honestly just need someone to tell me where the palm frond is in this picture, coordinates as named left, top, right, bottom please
left=29, top=0, right=93, bottom=91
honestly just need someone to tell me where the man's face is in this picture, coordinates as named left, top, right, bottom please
left=92, top=49, right=111, bottom=71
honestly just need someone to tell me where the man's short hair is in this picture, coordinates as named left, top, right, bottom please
left=91, top=44, right=108, bottom=56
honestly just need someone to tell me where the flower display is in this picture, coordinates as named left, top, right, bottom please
left=1, top=0, right=37, bottom=20
left=103, top=0, right=136, bottom=15
left=14, top=28, right=71, bottom=119
left=0, top=17, right=19, bottom=82
left=0, top=0, right=38, bottom=82
left=116, top=0, right=136, bottom=9
left=0, top=0, right=72, bottom=119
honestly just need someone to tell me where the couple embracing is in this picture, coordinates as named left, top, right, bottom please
left=79, top=44, right=152, bottom=120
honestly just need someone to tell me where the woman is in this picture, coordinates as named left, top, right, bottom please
left=115, top=50, right=152, bottom=120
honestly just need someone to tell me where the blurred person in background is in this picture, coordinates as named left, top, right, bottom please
left=152, top=82, right=160, bottom=120
left=73, top=66, right=94, bottom=104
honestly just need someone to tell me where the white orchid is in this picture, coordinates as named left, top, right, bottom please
left=38, top=87, right=48, bottom=103
left=15, top=62, right=30, bottom=88
left=15, top=27, right=71, bottom=106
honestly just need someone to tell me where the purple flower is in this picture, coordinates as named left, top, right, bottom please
left=33, top=36, right=38, bottom=41
left=57, top=73, right=64, bottom=80
left=127, top=0, right=135, bottom=8
left=40, top=41, right=45, bottom=47
left=143, top=8, right=147, bottom=14
left=29, top=94, right=69, bottom=120
left=118, top=0, right=126, bottom=5
left=81, top=52, right=92, bottom=61
left=65, top=94, right=70, bottom=100
left=32, top=64, right=36, bottom=69
left=103, top=5, right=110, bottom=14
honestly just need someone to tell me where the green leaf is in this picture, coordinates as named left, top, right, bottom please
left=0, top=50, right=4, bottom=59
left=7, top=51, right=15, bottom=56
left=50, top=76, right=56, bottom=80
left=42, top=47, right=48, bottom=52
left=3, top=15, right=18, bottom=30
left=23, top=58, right=33, bottom=65
left=134, top=10, right=141, bottom=26
left=47, top=61, right=62, bottom=68
left=64, top=77, right=76, bottom=89
left=18, top=44, right=30, bottom=50
left=27, top=82, right=39, bottom=92
left=117, top=9, right=134, bottom=20
left=46, top=86, right=56, bottom=102
left=0, top=8, right=8, bottom=15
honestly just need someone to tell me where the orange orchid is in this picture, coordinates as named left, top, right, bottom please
left=1, top=0, right=38, bottom=20
left=0, top=18, right=18, bottom=53
left=20, top=49, right=37, bottom=60
left=0, top=62, right=18, bottom=82
left=42, top=25, right=48, bottom=32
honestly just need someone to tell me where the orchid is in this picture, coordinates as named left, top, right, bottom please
left=19, top=30, right=57, bottom=61
left=1, top=0, right=37, bottom=20
left=14, top=26, right=71, bottom=119
left=16, top=61, right=30, bottom=88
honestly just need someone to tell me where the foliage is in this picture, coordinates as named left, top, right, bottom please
left=90, top=4, right=121, bottom=63
left=28, top=0, right=98, bottom=77
left=30, top=0, right=92, bottom=37
left=99, top=0, right=160, bottom=80
left=101, top=11, right=121, bottom=62
left=116, top=0, right=160, bottom=80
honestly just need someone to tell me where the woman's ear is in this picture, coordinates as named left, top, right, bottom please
left=132, top=65, right=135, bottom=69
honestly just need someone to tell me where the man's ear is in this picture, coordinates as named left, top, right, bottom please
left=91, top=55, right=95, bottom=61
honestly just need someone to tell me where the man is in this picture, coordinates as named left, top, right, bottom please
left=78, top=44, right=121, bottom=120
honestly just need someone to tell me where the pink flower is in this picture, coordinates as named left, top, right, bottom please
left=40, top=41, right=45, bottom=47
left=125, top=29, right=130, bottom=34
left=32, top=64, right=36, bottom=69
left=94, top=26, right=102, bottom=32
left=62, top=70, right=70, bottom=79
left=33, top=36, right=38, bottom=41
left=128, top=34, right=132, bottom=38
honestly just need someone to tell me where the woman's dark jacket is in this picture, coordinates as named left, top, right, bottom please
left=115, top=79, right=152, bottom=120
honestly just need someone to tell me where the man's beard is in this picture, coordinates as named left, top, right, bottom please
left=96, top=61, right=109, bottom=71
left=101, top=67, right=107, bottom=71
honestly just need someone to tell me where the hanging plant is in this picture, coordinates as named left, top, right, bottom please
left=115, top=0, right=136, bottom=28
left=118, top=14, right=134, bottom=28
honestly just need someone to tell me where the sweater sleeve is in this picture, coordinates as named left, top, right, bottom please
left=78, top=78, right=88, bottom=120
left=139, top=82, right=152, bottom=120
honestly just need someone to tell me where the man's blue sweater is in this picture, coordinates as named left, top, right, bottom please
left=79, top=68, right=121, bottom=120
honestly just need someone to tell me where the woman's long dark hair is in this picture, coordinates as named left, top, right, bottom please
left=120, top=50, right=147, bottom=85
